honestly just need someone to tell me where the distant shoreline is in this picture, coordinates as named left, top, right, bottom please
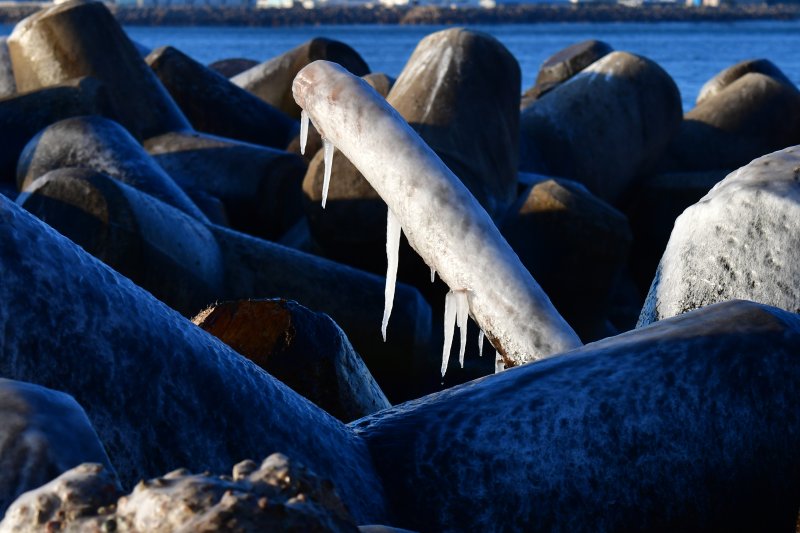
left=0, top=2, right=798, bottom=26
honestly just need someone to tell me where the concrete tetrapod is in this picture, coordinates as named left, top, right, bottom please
left=0, top=195, right=386, bottom=524
left=353, top=300, right=800, bottom=532
left=292, top=60, right=581, bottom=368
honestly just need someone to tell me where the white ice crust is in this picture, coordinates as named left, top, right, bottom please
left=639, top=146, right=800, bottom=326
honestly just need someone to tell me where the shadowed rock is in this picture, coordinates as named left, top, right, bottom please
left=353, top=300, right=800, bottom=532
left=0, top=77, right=114, bottom=184
left=208, top=57, right=259, bottom=78
left=521, top=39, right=613, bottom=108
left=194, top=299, right=391, bottom=423
left=147, top=46, right=298, bottom=150
left=0, top=455, right=361, bottom=532
left=624, top=169, right=729, bottom=296
left=387, top=28, right=520, bottom=218
left=145, top=130, right=305, bottom=239
left=301, top=146, right=386, bottom=273
left=17, top=115, right=206, bottom=221
left=696, top=58, right=795, bottom=106
left=0, top=194, right=386, bottom=523
left=640, top=146, right=800, bottom=326
left=232, top=37, right=369, bottom=120
left=501, top=178, right=632, bottom=342
left=0, top=37, right=16, bottom=98
left=17, top=164, right=432, bottom=401
left=212, top=224, right=434, bottom=403
left=0, top=379, right=118, bottom=516
left=520, top=51, right=682, bottom=204
left=661, top=73, right=800, bottom=173
left=7, top=0, right=190, bottom=140
left=18, top=168, right=225, bottom=316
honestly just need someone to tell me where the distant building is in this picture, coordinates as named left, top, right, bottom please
left=115, top=0, right=255, bottom=6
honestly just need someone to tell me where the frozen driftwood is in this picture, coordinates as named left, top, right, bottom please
left=292, top=61, right=581, bottom=368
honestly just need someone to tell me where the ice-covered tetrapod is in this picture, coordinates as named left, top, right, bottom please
left=292, top=61, right=582, bottom=368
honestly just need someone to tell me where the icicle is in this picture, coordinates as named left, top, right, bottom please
left=300, top=109, right=309, bottom=155
left=321, top=138, right=334, bottom=208
left=478, top=329, right=485, bottom=357
left=441, top=291, right=457, bottom=377
left=430, top=267, right=436, bottom=283
left=381, top=208, right=402, bottom=342
left=495, top=353, right=505, bottom=374
left=456, top=291, right=468, bottom=368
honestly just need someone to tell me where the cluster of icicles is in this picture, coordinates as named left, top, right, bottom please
left=301, top=111, right=500, bottom=377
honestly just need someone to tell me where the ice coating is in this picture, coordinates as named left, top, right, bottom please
left=300, top=109, right=309, bottom=155
left=639, top=146, right=800, bottom=326
left=322, top=138, right=334, bottom=208
left=381, top=208, right=401, bottom=342
left=456, top=291, right=468, bottom=368
left=441, top=291, right=457, bottom=376
left=292, top=60, right=581, bottom=367
left=478, top=329, right=485, bottom=357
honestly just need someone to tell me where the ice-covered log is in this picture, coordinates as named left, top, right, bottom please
left=293, top=60, right=580, bottom=367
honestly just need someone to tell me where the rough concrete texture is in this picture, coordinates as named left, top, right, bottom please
left=0, top=195, right=387, bottom=523
left=0, top=454, right=361, bottom=532
left=354, top=300, right=800, bottom=532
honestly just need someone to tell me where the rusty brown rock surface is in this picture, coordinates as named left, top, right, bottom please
left=193, top=299, right=391, bottom=422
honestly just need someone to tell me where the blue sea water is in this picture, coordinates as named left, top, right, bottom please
left=4, top=20, right=800, bottom=111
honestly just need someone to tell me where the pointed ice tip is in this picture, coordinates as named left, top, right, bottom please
left=300, top=109, right=309, bottom=155
left=322, top=138, right=334, bottom=209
